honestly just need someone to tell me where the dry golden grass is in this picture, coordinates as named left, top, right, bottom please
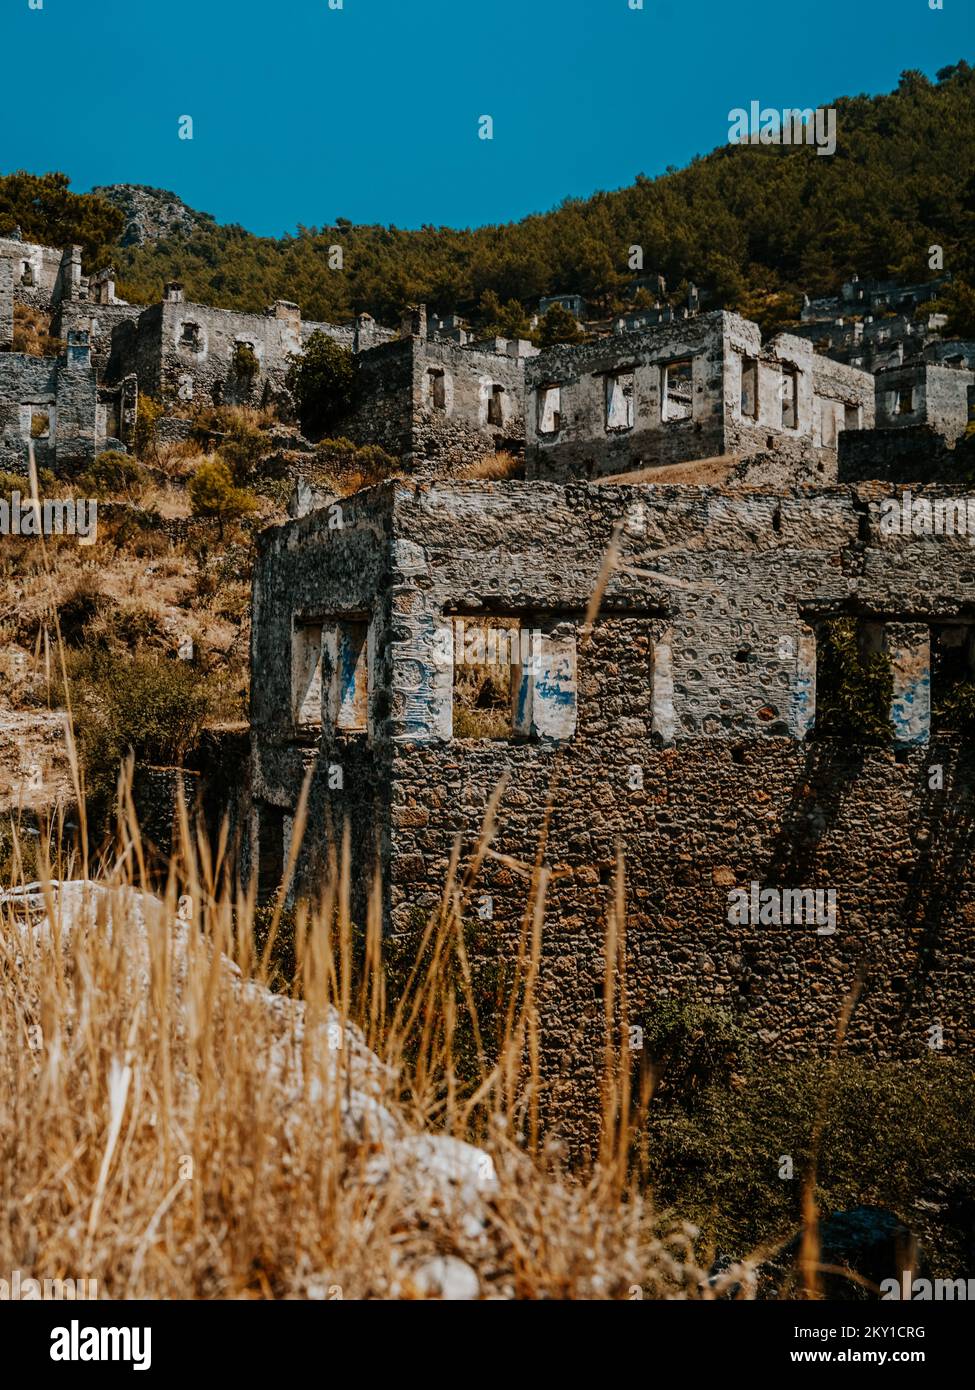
left=136, top=480, right=193, bottom=519
left=0, top=502, right=253, bottom=694
left=11, top=303, right=64, bottom=358
left=452, top=618, right=519, bottom=739
left=458, top=450, right=523, bottom=481
left=0, top=775, right=749, bottom=1300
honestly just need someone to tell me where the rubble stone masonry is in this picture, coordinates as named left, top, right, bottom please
left=251, top=478, right=975, bottom=1149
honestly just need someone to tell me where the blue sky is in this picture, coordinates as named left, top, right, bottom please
left=2, top=0, right=971, bottom=235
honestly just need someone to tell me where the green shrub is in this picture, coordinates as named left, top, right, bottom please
left=64, top=649, right=212, bottom=829
left=56, top=572, right=105, bottom=647
left=311, top=437, right=399, bottom=495
left=79, top=450, right=145, bottom=500
left=934, top=678, right=975, bottom=733
left=939, top=277, right=975, bottom=339
left=0, top=468, right=59, bottom=498
left=107, top=507, right=169, bottom=557
left=477, top=290, right=537, bottom=343
left=232, top=342, right=260, bottom=380
left=0, top=171, right=123, bottom=265
left=188, top=459, right=258, bottom=536
left=133, top=396, right=163, bottom=460
left=216, top=419, right=268, bottom=483
left=637, top=996, right=749, bottom=1101
left=286, top=332, right=354, bottom=438
left=643, top=1056, right=975, bottom=1277
left=538, top=302, right=585, bottom=348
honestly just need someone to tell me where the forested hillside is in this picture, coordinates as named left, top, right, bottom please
left=2, top=62, right=974, bottom=333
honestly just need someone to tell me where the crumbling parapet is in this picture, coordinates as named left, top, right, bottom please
left=89, top=267, right=119, bottom=306
left=401, top=304, right=428, bottom=340
left=0, top=233, right=66, bottom=310
left=838, top=424, right=975, bottom=485
left=52, top=245, right=83, bottom=309
left=54, top=330, right=101, bottom=464
left=354, top=313, right=378, bottom=353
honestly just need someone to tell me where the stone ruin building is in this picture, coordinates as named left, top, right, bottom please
left=2, top=227, right=545, bottom=481
left=526, top=310, right=875, bottom=483
left=333, top=304, right=537, bottom=475
left=873, top=359, right=975, bottom=442
left=0, top=227, right=82, bottom=311
left=539, top=292, right=587, bottom=320
left=0, top=240, right=114, bottom=473
left=101, top=281, right=402, bottom=415
left=97, top=286, right=533, bottom=477
left=4, top=217, right=975, bottom=1147
left=250, top=302, right=975, bottom=1151
left=105, top=283, right=306, bottom=412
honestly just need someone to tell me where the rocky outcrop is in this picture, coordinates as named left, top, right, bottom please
left=91, top=185, right=210, bottom=248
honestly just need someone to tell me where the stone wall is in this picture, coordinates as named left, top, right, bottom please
left=251, top=477, right=975, bottom=1149
left=302, top=319, right=359, bottom=352
left=132, top=765, right=203, bottom=861
left=526, top=313, right=728, bottom=481
left=54, top=300, right=143, bottom=374
left=839, top=426, right=975, bottom=485
left=54, top=332, right=102, bottom=466
left=107, top=305, right=164, bottom=400
left=0, top=331, right=105, bottom=474
left=0, top=235, right=67, bottom=309
left=811, top=354, right=877, bottom=441
left=339, top=339, right=415, bottom=457
left=409, top=338, right=526, bottom=473
left=108, top=290, right=337, bottom=410
left=0, top=354, right=59, bottom=473
left=188, top=728, right=253, bottom=865
left=248, top=488, right=396, bottom=916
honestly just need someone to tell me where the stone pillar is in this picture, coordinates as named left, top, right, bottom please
left=0, top=256, right=13, bottom=350
left=91, top=268, right=117, bottom=305
left=54, top=245, right=83, bottom=308
left=387, top=539, right=452, bottom=742
left=65, top=328, right=92, bottom=370
left=886, top=622, right=931, bottom=746
left=271, top=299, right=301, bottom=353
left=55, top=331, right=98, bottom=466
left=788, top=622, right=817, bottom=740
left=120, top=374, right=139, bottom=447
left=652, top=632, right=677, bottom=744
left=519, top=623, right=577, bottom=741
left=354, top=313, right=377, bottom=353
